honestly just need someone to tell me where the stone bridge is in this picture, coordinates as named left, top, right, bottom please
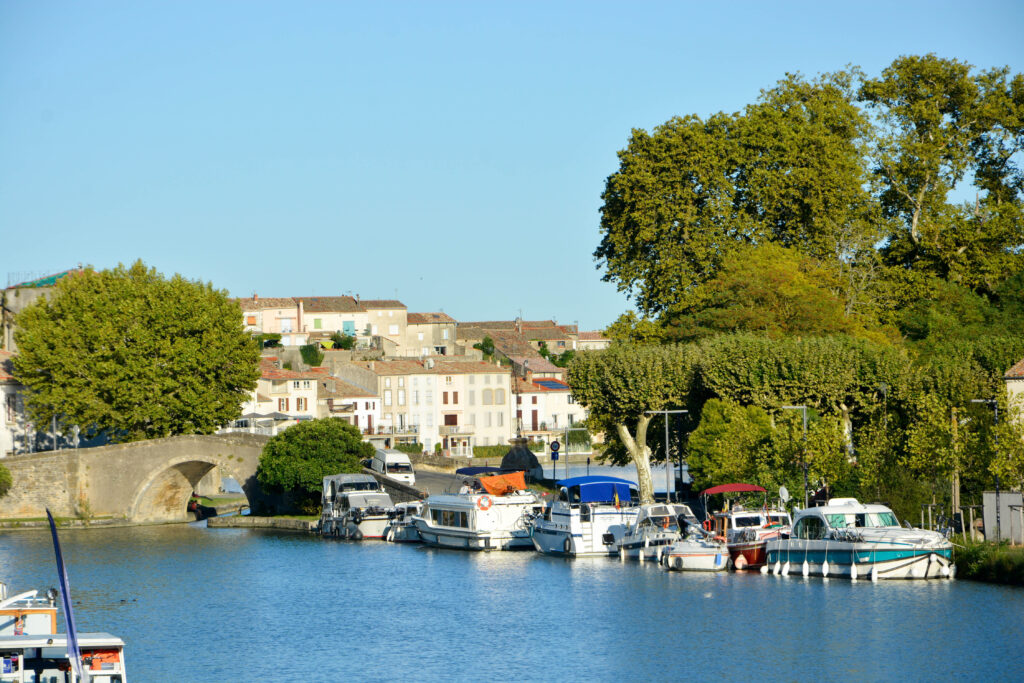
left=0, top=433, right=270, bottom=524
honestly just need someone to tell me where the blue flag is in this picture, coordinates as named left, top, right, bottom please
left=46, top=509, right=88, bottom=682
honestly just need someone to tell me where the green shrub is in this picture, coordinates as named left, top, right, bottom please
left=0, top=463, right=12, bottom=498
left=394, top=442, right=424, bottom=455
left=434, top=442, right=442, bottom=454
left=472, top=445, right=508, bottom=460
left=954, top=540, right=1024, bottom=586
left=300, top=343, right=324, bottom=367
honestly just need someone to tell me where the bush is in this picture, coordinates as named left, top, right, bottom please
left=300, top=344, right=324, bottom=367
left=0, top=463, right=11, bottom=498
left=256, top=333, right=282, bottom=348
left=394, top=442, right=424, bottom=456
left=256, top=419, right=373, bottom=513
left=955, top=540, right=1024, bottom=586
left=434, top=442, right=442, bottom=454
left=472, top=445, right=508, bottom=460
left=330, top=332, right=356, bottom=350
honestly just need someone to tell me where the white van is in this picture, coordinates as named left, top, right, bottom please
left=370, top=449, right=416, bottom=486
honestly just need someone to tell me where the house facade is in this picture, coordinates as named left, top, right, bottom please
left=513, top=374, right=587, bottom=443
left=316, top=373, right=380, bottom=432
left=238, top=296, right=307, bottom=346
left=296, top=296, right=368, bottom=339
left=361, top=299, right=409, bottom=355
left=0, top=351, right=24, bottom=457
left=358, top=357, right=513, bottom=455
left=406, top=312, right=457, bottom=357
left=577, top=331, right=611, bottom=351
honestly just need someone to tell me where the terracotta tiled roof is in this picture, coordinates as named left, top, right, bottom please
left=522, top=327, right=571, bottom=342
left=0, top=350, right=16, bottom=382
left=488, top=331, right=539, bottom=357
left=408, top=312, right=457, bottom=324
left=1005, top=358, right=1024, bottom=379
left=298, top=296, right=362, bottom=313
left=508, top=355, right=559, bottom=373
left=359, top=299, right=406, bottom=309
left=319, top=375, right=376, bottom=399
left=236, top=296, right=298, bottom=312
left=579, top=331, right=608, bottom=341
left=461, top=320, right=558, bottom=330
left=259, top=358, right=325, bottom=381
left=455, top=326, right=487, bottom=339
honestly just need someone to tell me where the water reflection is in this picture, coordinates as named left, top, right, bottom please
left=1, top=525, right=1021, bottom=681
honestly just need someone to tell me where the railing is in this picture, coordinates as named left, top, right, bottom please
left=366, top=425, right=420, bottom=435
left=439, top=425, right=473, bottom=436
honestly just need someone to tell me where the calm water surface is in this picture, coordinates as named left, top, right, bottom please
left=1, top=524, right=1021, bottom=682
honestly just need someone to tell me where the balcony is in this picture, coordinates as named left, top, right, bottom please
left=439, top=425, right=474, bottom=436
left=366, top=425, right=420, bottom=436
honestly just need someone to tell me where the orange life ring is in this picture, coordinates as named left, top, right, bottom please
left=702, top=519, right=713, bottom=531
left=477, top=495, right=493, bottom=511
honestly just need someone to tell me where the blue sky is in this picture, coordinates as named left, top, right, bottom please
left=2, top=1, right=1022, bottom=330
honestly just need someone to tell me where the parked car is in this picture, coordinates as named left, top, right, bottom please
left=369, top=449, right=416, bottom=486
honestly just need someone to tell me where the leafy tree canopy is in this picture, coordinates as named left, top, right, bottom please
left=13, top=260, right=259, bottom=442
left=256, top=418, right=372, bottom=506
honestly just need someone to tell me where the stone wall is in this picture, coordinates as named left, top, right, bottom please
left=0, top=449, right=80, bottom=518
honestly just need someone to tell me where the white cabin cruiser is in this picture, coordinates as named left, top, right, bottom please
left=320, top=474, right=395, bottom=540
left=384, top=501, right=424, bottom=543
left=617, top=503, right=700, bottom=562
left=0, top=584, right=57, bottom=637
left=412, top=471, right=542, bottom=551
left=531, top=476, right=640, bottom=557
left=661, top=525, right=730, bottom=572
left=765, top=498, right=954, bottom=580
left=0, top=632, right=128, bottom=682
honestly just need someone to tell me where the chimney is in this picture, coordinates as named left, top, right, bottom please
left=253, top=293, right=258, bottom=301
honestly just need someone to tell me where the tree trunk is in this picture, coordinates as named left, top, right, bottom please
left=617, top=413, right=655, bottom=504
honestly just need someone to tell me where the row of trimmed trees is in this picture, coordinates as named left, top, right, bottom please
left=567, top=336, right=1024, bottom=520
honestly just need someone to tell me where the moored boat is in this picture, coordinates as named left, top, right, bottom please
left=617, top=503, right=700, bottom=562
left=0, top=632, right=128, bottom=682
left=412, top=471, right=542, bottom=551
left=531, top=476, right=640, bottom=557
left=384, top=501, right=424, bottom=543
left=0, top=584, right=57, bottom=637
left=711, top=505, right=791, bottom=571
left=765, top=498, right=954, bottom=580
left=319, top=474, right=395, bottom=540
left=661, top=527, right=730, bottom=572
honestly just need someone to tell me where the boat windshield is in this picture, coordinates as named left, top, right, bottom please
left=641, top=515, right=678, bottom=531
left=733, top=516, right=762, bottom=527
left=769, top=515, right=790, bottom=526
left=826, top=511, right=899, bottom=528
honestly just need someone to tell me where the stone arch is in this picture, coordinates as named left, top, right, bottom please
left=128, top=454, right=250, bottom=523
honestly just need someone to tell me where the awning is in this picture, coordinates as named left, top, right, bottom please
left=700, top=483, right=766, bottom=496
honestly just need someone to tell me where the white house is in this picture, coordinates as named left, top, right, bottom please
left=513, top=373, right=587, bottom=444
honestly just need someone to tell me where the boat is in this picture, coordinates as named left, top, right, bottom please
left=319, top=473, right=395, bottom=540
left=765, top=498, right=955, bottom=580
left=383, top=501, right=424, bottom=543
left=713, top=505, right=791, bottom=571
left=660, top=525, right=730, bottom=572
left=0, top=632, right=128, bottom=682
left=616, top=503, right=700, bottom=562
left=412, top=470, right=542, bottom=551
left=0, top=584, right=57, bottom=637
left=531, top=476, right=640, bottom=557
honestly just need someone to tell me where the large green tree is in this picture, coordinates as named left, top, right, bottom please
left=256, top=418, right=372, bottom=512
left=13, top=260, right=259, bottom=442
left=566, top=344, right=699, bottom=502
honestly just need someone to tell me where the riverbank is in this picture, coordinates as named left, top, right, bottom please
left=954, top=540, right=1024, bottom=586
left=207, top=515, right=315, bottom=532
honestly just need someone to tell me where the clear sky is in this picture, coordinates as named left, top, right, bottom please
left=2, top=1, right=1022, bottom=330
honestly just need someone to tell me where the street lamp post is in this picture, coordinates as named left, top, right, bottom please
left=782, top=405, right=809, bottom=508
left=645, top=409, right=688, bottom=502
left=971, top=398, right=1000, bottom=542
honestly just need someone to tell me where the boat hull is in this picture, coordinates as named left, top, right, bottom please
left=322, top=515, right=389, bottom=540
left=662, top=545, right=730, bottom=572
left=728, top=540, right=769, bottom=570
left=413, top=521, right=532, bottom=551
left=765, top=541, right=955, bottom=580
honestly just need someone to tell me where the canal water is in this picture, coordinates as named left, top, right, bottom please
left=1, top=524, right=1021, bottom=681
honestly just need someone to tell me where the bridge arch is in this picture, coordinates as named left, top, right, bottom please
left=129, top=454, right=246, bottom=523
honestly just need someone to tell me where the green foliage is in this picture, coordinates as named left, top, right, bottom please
left=299, top=343, right=324, bottom=367
left=0, top=463, right=11, bottom=498
left=434, top=442, right=442, bottom=454
left=12, top=260, right=259, bottom=442
left=256, top=333, right=281, bottom=348
left=955, top=540, right=1024, bottom=586
left=330, top=332, right=356, bottom=350
left=473, top=445, right=509, bottom=460
left=393, top=442, right=424, bottom=456
left=473, top=336, right=496, bottom=359
left=257, top=418, right=373, bottom=511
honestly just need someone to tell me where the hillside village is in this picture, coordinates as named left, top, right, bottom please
left=1, top=271, right=611, bottom=458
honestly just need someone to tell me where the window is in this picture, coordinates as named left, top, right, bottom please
left=385, top=378, right=391, bottom=388
left=246, top=315, right=256, bottom=325
left=278, top=398, right=289, bottom=411
left=413, top=377, right=419, bottom=386
left=426, top=390, right=433, bottom=405
left=445, top=376, right=452, bottom=385
left=517, top=396, right=522, bottom=405
left=483, top=389, right=493, bottom=405
left=794, top=517, right=826, bottom=540
left=372, top=324, right=378, bottom=334
left=293, top=381, right=300, bottom=389
left=388, top=310, right=394, bottom=317
left=389, top=324, right=399, bottom=335
left=486, top=412, right=492, bottom=427
left=365, top=402, right=370, bottom=410
left=426, top=413, right=434, bottom=427
left=468, top=375, right=475, bottom=385
left=484, top=375, right=491, bottom=385
left=314, top=318, right=322, bottom=329
left=495, top=389, right=505, bottom=404
left=442, top=329, right=449, bottom=339
left=413, top=390, right=420, bottom=406
left=469, top=391, right=475, bottom=406
left=422, top=347, right=429, bottom=356
left=384, top=391, right=392, bottom=407
left=398, top=378, right=405, bottom=387
left=398, top=390, right=406, bottom=405
left=443, top=392, right=449, bottom=405
left=303, top=380, right=311, bottom=389
left=296, top=397, right=307, bottom=411
left=497, top=412, right=503, bottom=426
left=469, top=413, right=476, bottom=426
left=418, top=332, right=424, bottom=340
left=568, top=394, right=576, bottom=404
left=453, top=391, right=458, bottom=404
left=532, top=396, right=538, bottom=404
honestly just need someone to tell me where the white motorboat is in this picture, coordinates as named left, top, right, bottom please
left=319, top=474, right=395, bottom=540
left=0, top=632, right=128, bottom=682
left=384, top=501, right=424, bottom=543
left=765, top=498, right=955, bottom=580
left=531, top=476, right=640, bottom=557
left=617, top=503, right=700, bottom=562
left=712, top=505, right=791, bottom=571
left=412, top=471, right=542, bottom=551
left=661, top=527, right=730, bottom=572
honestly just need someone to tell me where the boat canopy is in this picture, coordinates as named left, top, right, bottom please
left=479, top=471, right=526, bottom=496
left=558, top=476, right=636, bottom=503
left=700, top=483, right=766, bottom=496
left=455, top=466, right=507, bottom=476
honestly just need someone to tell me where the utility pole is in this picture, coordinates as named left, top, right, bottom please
left=645, top=409, right=688, bottom=502
left=782, top=406, right=809, bottom=508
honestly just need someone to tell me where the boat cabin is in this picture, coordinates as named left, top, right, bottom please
left=633, top=504, right=699, bottom=532
left=0, top=588, right=57, bottom=637
left=542, top=476, right=638, bottom=522
left=0, top=633, right=127, bottom=682
left=712, top=506, right=792, bottom=539
left=791, top=499, right=900, bottom=539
